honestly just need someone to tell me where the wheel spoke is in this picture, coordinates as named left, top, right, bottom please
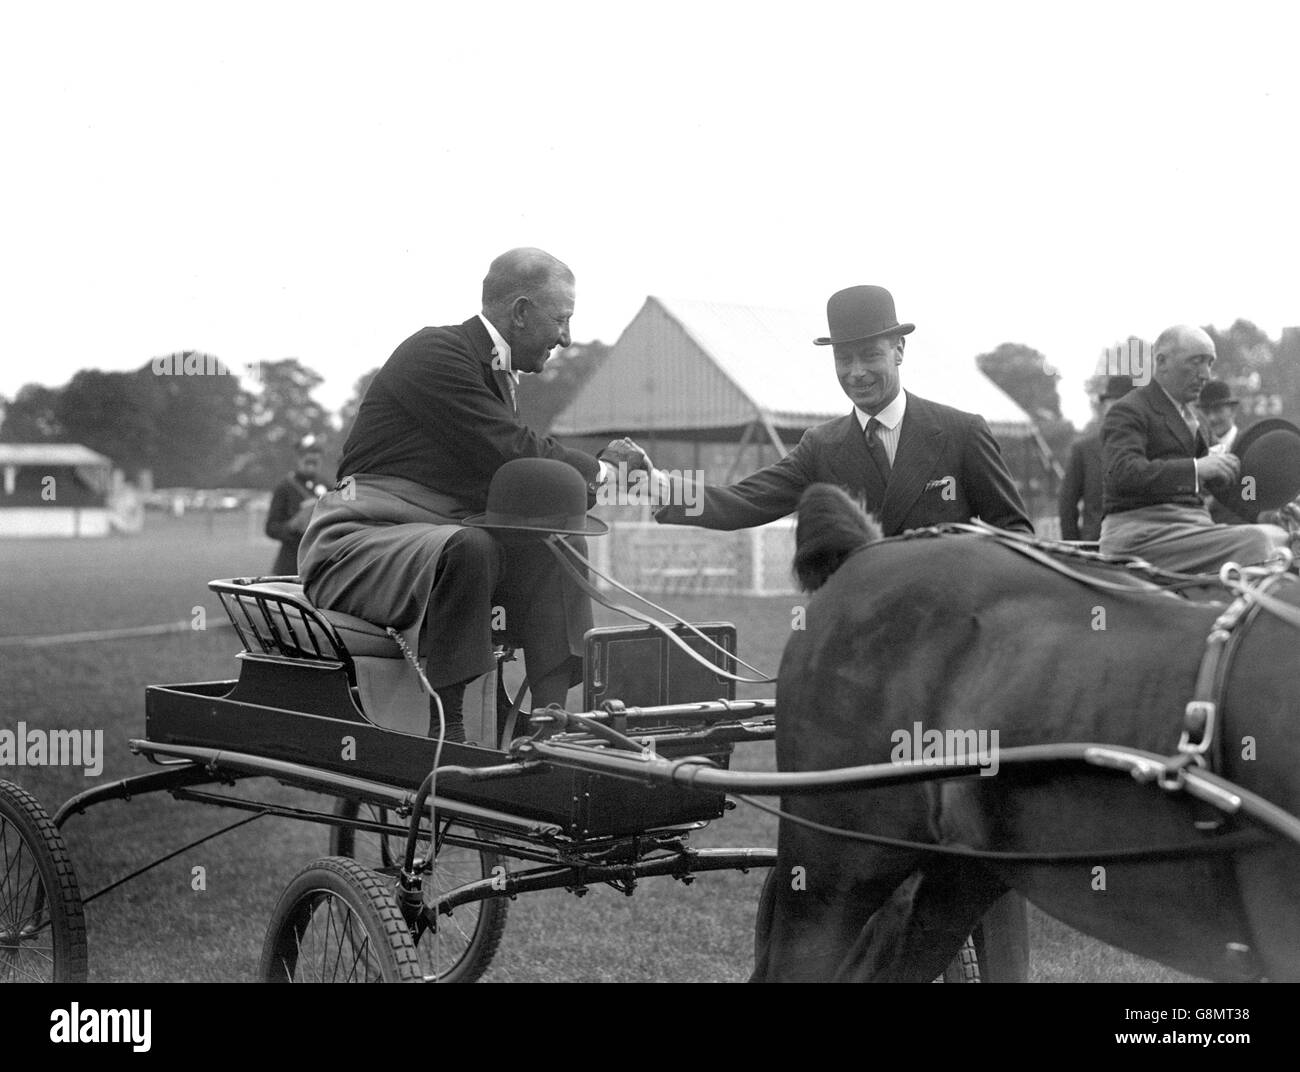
left=0, top=785, right=86, bottom=984
left=264, top=865, right=415, bottom=983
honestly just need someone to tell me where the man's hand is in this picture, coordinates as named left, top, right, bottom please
left=598, top=437, right=652, bottom=473
left=1195, top=451, right=1240, bottom=486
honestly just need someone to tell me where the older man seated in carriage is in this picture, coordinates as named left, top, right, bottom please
left=297, top=248, right=646, bottom=744
left=1099, top=325, right=1292, bottom=574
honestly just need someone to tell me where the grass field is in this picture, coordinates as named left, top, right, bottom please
left=0, top=512, right=1189, bottom=982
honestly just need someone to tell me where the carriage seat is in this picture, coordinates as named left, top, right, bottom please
left=316, top=605, right=406, bottom=658
left=221, top=580, right=404, bottom=659
left=211, top=578, right=499, bottom=742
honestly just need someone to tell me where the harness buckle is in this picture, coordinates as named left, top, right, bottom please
left=1158, top=751, right=1202, bottom=791
left=1178, top=700, right=1216, bottom=757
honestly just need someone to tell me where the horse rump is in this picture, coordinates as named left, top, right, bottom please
left=793, top=484, right=882, bottom=591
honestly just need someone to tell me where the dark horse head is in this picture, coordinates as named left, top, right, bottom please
left=754, top=483, right=1300, bottom=982
left=793, top=485, right=882, bottom=592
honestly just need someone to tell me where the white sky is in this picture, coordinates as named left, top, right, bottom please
left=2, top=0, right=1297, bottom=430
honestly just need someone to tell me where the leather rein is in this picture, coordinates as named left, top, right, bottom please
left=543, top=523, right=1300, bottom=863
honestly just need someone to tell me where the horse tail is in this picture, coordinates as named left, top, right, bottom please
left=794, top=484, right=883, bottom=591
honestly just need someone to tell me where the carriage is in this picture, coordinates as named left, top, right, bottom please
left=6, top=521, right=1300, bottom=983
left=1, top=572, right=787, bottom=983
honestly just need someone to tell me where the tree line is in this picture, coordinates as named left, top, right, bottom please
left=976, top=319, right=1300, bottom=467
left=0, top=342, right=611, bottom=489
left=1, top=322, right=1290, bottom=489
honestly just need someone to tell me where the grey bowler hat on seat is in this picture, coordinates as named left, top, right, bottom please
left=813, top=285, right=916, bottom=347
left=463, top=458, right=609, bottom=536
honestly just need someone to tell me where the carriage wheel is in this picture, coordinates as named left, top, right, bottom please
left=259, top=856, right=421, bottom=982
left=329, top=798, right=508, bottom=983
left=941, top=935, right=981, bottom=983
left=0, top=780, right=87, bottom=983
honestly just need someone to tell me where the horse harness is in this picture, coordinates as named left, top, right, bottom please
left=931, top=521, right=1300, bottom=792
left=540, top=523, right=1300, bottom=865
left=767, top=523, right=1300, bottom=866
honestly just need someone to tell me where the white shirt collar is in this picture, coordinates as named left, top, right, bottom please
left=1158, top=381, right=1195, bottom=418
left=477, top=313, right=518, bottom=383
left=855, top=389, right=907, bottom=432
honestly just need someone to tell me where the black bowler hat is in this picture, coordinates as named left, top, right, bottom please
left=463, top=458, right=609, bottom=536
left=1199, top=381, right=1239, bottom=408
left=813, top=285, right=915, bottom=347
left=1218, top=418, right=1300, bottom=522
left=1099, top=375, right=1135, bottom=402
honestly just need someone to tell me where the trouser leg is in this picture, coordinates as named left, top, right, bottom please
left=493, top=535, right=593, bottom=709
left=430, top=679, right=472, bottom=743
left=419, top=527, right=502, bottom=690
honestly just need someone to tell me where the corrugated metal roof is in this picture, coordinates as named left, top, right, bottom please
left=0, top=443, right=114, bottom=467
left=552, top=296, right=1035, bottom=438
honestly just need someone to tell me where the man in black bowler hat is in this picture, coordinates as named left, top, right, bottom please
left=1197, top=379, right=1241, bottom=453
left=298, top=248, right=646, bottom=742
left=1197, top=380, right=1244, bottom=523
left=652, top=284, right=1032, bottom=982
left=653, top=284, right=1031, bottom=537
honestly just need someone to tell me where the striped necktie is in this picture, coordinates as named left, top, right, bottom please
left=493, top=368, right=518, bottom=416
left=866, top=417, right=891, bottom=480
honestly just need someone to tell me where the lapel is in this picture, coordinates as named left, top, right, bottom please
left=1144, top=381, right=1198, bottom=455
left=462, top=316, right=516, bottom=415
left=827, top=412, right=887, bottom=508
left=881, top=396, right=946, bottom=531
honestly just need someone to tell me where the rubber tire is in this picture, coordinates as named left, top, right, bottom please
left=259, top=856, right=421, bottom=982
left=0, top=780, right=88, bottom=983
left=330, top=798, right=507, bottom=983
left=941, top=934, right=982, bottom=983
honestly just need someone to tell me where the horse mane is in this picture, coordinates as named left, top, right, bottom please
left=794, top=484, right=883, bottom=591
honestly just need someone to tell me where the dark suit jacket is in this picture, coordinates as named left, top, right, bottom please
left=337, top=316, right=600, bottom=513
left=1057, top=433, right=1104, bottom=541
left=265, top=473, right=318, bottom=575
left=655, top=392, right=1032, bottom=536
left=1101, top=381, right=1212, bottom=516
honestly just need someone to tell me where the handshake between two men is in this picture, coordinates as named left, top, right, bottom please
left=597, top=437, right=653, bottom=475
left=592, top=438, right=702, bottom=517
left=593, top=437, right=680, bottom=511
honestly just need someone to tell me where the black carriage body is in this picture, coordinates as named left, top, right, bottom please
left=146, top=595, right=740, bottom=837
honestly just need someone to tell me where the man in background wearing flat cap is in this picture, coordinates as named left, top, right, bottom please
left=650, top=284, right=1032, bottom=982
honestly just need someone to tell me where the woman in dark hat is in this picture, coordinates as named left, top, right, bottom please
left=265, top=435, right=327, bottom=576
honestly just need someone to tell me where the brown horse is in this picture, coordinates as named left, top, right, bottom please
left=752, top=484, right=1300, bottom=982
